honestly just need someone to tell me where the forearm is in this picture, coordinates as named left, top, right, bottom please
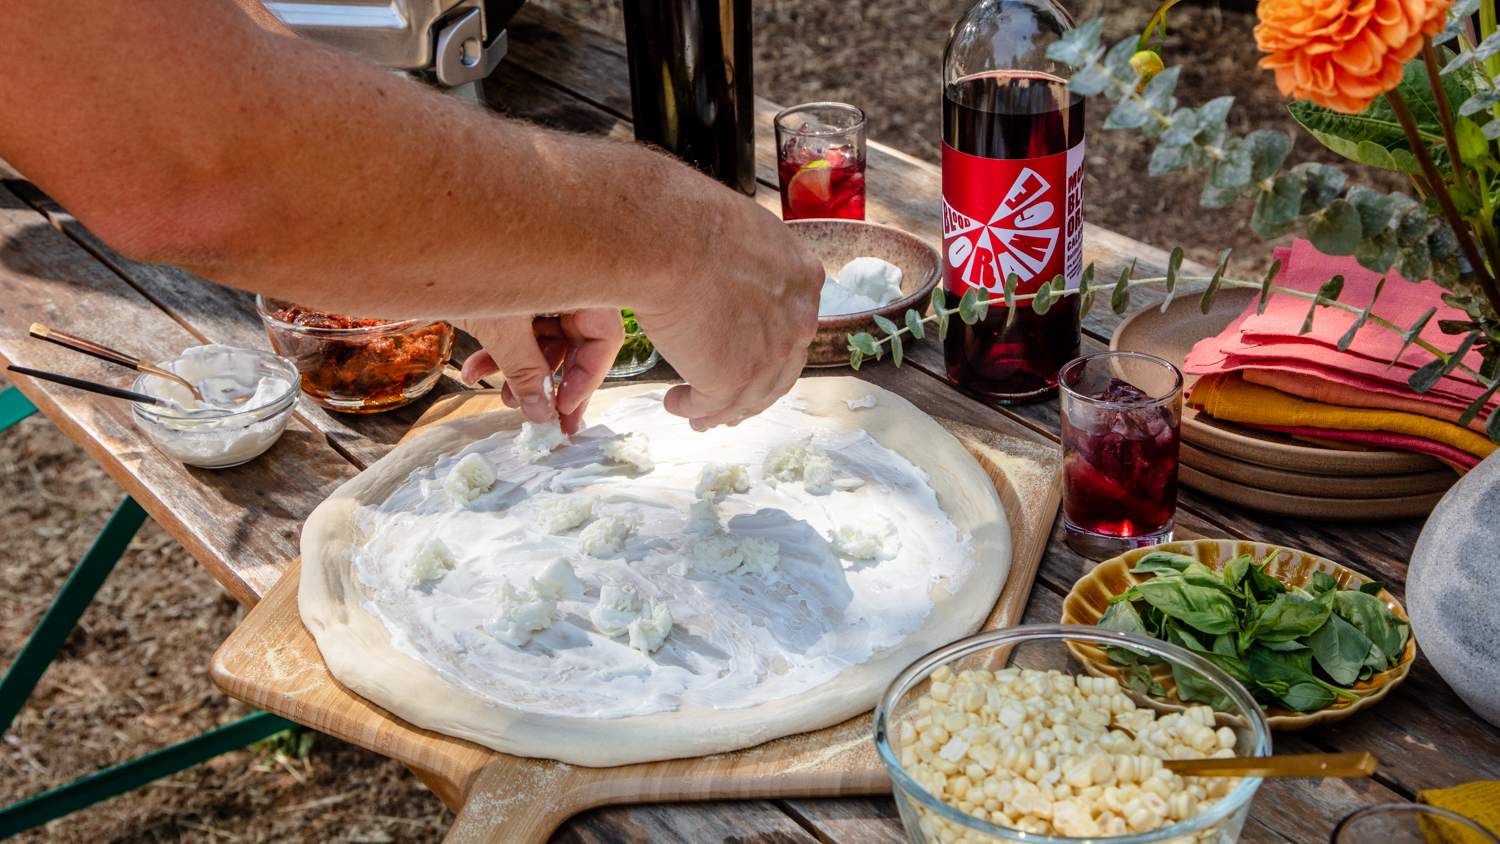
left=0, top=0, right=765, bottom=320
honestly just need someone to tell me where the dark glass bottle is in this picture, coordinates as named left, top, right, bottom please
left=622, top=0, right=755, bottom=195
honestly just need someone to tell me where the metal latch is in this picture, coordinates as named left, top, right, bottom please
left=433, top=6, right=508, bottom=87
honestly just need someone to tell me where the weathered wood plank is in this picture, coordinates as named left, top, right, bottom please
left=551, top=801, right=820, bottom=844
left=0, top=183, right=356, bottom=603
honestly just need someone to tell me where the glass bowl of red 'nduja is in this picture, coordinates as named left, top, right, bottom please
left=874, top=625, right=1270, bottom=844
left=255, top=297, right=454, bottom=414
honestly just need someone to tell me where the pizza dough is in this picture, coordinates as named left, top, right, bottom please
left=299, top=377, right=1010, bottom=766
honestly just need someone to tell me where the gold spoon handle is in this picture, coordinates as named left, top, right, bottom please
left=29, top=323, right=201, bottom=400
left=1165, top=752, right=1377, bottom=778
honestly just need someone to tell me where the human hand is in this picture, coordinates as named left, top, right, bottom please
left=458, top=309, right=624, bottom=435
left=632, top=205, right=823, bottom=430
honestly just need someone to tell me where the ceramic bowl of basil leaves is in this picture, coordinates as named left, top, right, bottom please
left=1060, top=538, right=1416, bottom=729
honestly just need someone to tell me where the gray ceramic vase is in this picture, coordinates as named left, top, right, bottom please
left=1407, top=451, right=1500, bottom=728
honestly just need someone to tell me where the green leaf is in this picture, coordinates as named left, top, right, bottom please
left=1129, top=551, right=1198, bottom=575
left=1112, top=260, right=1136, bottom=314
left=1354, top=230, right=1399, bottom=274
left=1257, top=259, right=1282, bottom=315
left=904, top=308, right=925, bottom=340
left=1308, top=613, right=1375, bottom=686
left=1209, top=138, right=1254, bottom=189
left=848, top=332, right=879, bottom=356
left=1246, top=129, right=1293, bottom=181
left=1045, top=17, right=1105, bottom=66
left=1069, top=64, right=1116, bottom=97
left=1458, top=90, right=1500, bottom=117
left=1457, top=116, right=1491, bottom=165
left=1309, top=200, right=1362, bottom=255
left=1483, top=119, right=1500, bottom=140
left=890, top=332, right=904, bottom=367
left=1249, top=591, right=1334, bottom=644
left=872, top=313, right=900, bottom=336
left=1397, top=307, right=1438, bottom=359
left=1079, top=263, right=1096, bottom=317
left=1346, top=186, right=1396, bottom=236
left=1160, top=246, right=1184, bottom=313
left=932, top=287, right=949, bottom=341
left=1105, top=93, right=1154, bottom=130
left=1246, top=562, right=1288, bottom=602
left=849, top=347, right=863, bottom=370
left=1033, top=280, right=1056, bottom=314
left=1459, top=381, right=1500, bottom=426
left=1201, top=248, right=1232, bottom=314
left=1160, top=107, right=1200, bottom=146
left=1279, top=681, right=1338, bottom=712
left=1149, top=141, right=1193, bottom=176
left=1140, top=65, right=1179, bottom=114
left=1194, top=96, right=1235, bottom=146
left=1299, top=275, right=1344, bottom=336
left=1488, top=404, right=1500, bottom=441
left=1287, top=58, right=1461, bottom=175
left=1252, top=171, right=1306, bottom=237
left=1200, top=178, right=1242, bottom=209
left=1334, top=590, right=1409, bottom=668
left=957, top=288, right=982, bottom=325
left=1410, top=356, right=1447, bottom=393
left=1337, top=278, right=1382, bottom=350
left=1170, top=658, right=1236, bottom=711
left=1223, top=553, right=1251, bottom=588
left=1133, top=575, right=1241, bottom=636
left=1309, top=571, right=1340, bottom=595
left=1294, top=162, right=1347, bottom=212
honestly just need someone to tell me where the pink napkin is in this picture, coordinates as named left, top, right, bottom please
left=1185, top=240, right=1495, bottom=411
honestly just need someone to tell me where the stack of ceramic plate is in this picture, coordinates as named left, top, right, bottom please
left=1111, top=289, right=1456, bottom=520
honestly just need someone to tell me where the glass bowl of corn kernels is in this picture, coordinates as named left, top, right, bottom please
left=875, top=625, right=1272, bottom=844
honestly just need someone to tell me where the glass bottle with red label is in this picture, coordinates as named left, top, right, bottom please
left=942, top=0, right=1084, bottom=403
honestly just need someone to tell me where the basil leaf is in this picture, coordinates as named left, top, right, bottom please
left=1124, top=663, right=1168, bottom=697
left=1309, top=570, right=1340, bottom=595
left=1133, top=576, right=1242, bottom=635
left=1223, top=554, right=1251, bottom=589
left=1171, top=659, right=1237, bottom=711
left=1308, top=613, right=1374, bottom=686
left=1249, top=591, right=1335, bottom=643
left=1358, top=581, right=1386, bottom=596
left=1334, top=591, right=1410, bottom=667
left=1280, top=681, right=1338, bottom=712
left=1246, top=563, right=1288, bottom=602
left=1129, top=551, right=1198, bottom=576
left=1257, top=639, right=1310, bottom=652
left=1099, top=602, right=1163, bottom=668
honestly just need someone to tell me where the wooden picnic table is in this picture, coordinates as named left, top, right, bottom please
left=0, top=6, right=1495, bottom=842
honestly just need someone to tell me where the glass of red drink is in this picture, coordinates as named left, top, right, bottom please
left=1059, top=352, right=1182, bottom=560
left=774, top=102, right=866, bottom=220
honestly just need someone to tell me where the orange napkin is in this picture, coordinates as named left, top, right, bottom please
left=1188, top=374, right=1497, bottom=462
left=1242, top=370, right=1488, bottom=434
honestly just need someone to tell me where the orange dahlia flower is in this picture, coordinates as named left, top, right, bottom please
left=1255, top=0, right=1451, bottom=114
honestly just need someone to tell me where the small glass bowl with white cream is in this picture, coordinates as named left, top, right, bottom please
left=131, top=345, right=300, bottom=469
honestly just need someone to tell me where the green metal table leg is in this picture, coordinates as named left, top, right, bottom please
left=0, top=387, right=36, bottom=433
left=0, top=497, right=147, bottom=735
left=0, top=711, right=296, bottom=839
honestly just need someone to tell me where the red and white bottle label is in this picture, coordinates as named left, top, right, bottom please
left=941, top=139, right=1084, bottom=297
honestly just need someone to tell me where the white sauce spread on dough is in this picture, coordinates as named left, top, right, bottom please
left=350, top=391, right=974, bottom=719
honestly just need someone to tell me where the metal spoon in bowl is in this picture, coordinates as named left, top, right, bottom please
left=28, top=323, right=205, bottom=402
left=1165, top=751, right=1377, bottom=779
left=7, top=366, right=232, bottom=419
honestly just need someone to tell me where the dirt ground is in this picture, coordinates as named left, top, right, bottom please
left=0, top=2, right=1399, bottom=842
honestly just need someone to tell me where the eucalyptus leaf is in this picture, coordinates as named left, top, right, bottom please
left=1294, top=162, right=1347, bottom=212
left=872, top=313, right=900, bottom=336
left=1140, top=65, right=1180, bottom=114
left=1459, top=382, right=1500, bottom=426
left=1033, top=282, right=1055, bottom=314
left=891, top=332, right=904, bottom=367
left=958, top=289, right=982, bottom=325
left=1044, top=17, right=1105, bottom=65
left=1105, top=95, right=1154, bottom=130
left=905, top=308, right=925, bottom=340
left=1252, top=171, right=1306, bottom=237
left=1209, top=139, right=1254, bottom=189
left=1112, top=261, right=1136, bottom=313
left=1160, top=107, right=1200, bottom=146
left=1149, top=141, right=1193, bottom=176
left=1346, top=186, right=1396, bottom=236
left=1068, top=63, right=1116, bottom=97
left=1354, top=230, right=1399, bottom=274
left=1309, top=201, right=1362, bottom=255
left=1397, top=307, right=1438, bottom=359
left=1257, top=259, right=1282, bottom=315
left=848, top=332, right=879, bottom=356
left=1201, top=248, right=1232, bottom=313
left=1459, top=90, right=1500, bottom=117
left=849, top=347, right=864, bottom=370
left=1200, top=178, right=1242, bottom=210
left=1246, top=129, right=1293, bottom=182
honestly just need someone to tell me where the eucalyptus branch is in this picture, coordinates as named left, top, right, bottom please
left=1385, top=87, right=1500, bottom=313
left=847, top=264, right=1499, bottom=439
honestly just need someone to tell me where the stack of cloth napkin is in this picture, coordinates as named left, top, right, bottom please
left=1185, top=240, right=1497, bottom=473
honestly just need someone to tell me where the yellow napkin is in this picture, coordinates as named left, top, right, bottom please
left=1188, top=374, right=1497, bottom=460
left=1420, top=781, right=1500, bottom=843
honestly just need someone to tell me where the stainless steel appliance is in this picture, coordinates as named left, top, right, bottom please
left=263, top=0, right=524, bottom=86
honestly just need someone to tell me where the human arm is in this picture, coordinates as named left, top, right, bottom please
left=0, top=0, right=822, bottom=427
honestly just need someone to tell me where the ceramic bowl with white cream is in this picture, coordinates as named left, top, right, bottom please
left=131, top=345, right=299, bottom=469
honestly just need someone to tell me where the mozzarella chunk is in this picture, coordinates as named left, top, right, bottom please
left=627, top=602, right=673, bottom=654
left=830, top=518, right=900, bottom=561
left=513, top=420, right=567, bottom=463
left=688, top=534, right=781, bottom=576
left=695, top=463, right=750, bottom=500
left=536, top=495, right=598, bottom=534
left=687, top=498, right=720, bottom=532
left=590, top=581, right=644, bottom=637
left=845, top=393, right=879, bottom=410
left=530, top=558, right=585, bottom=601
left=407, top=537, right=456, bottom=584
left=487, top=582, right=556, bottom=646
left=444, top=453, right=496, bottom=507
left=763, top=437, right=836, bottom=494
left=578, top=512, right=640, bottom=557
left=602, top=431, right=654, bottom=473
